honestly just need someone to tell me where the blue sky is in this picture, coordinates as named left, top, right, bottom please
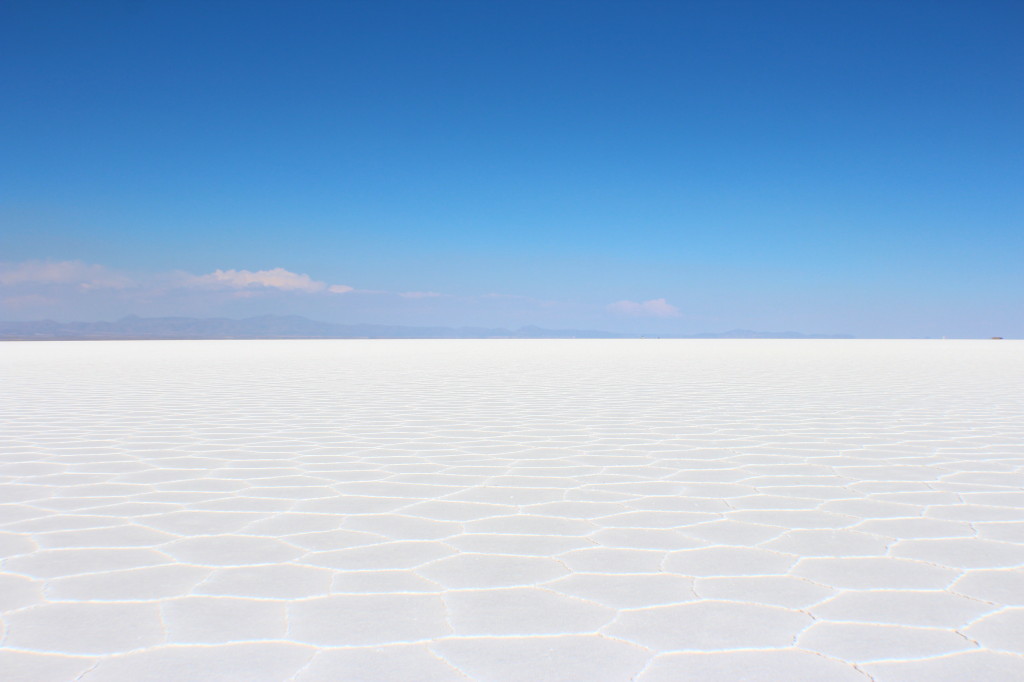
left=2, top=0, right=1021, bottom=336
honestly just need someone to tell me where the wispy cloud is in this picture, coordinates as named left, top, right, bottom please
left=607, top=298, right=680, bottom=318
left=480, top=292, right=536, bottom=301
left=0, top=293, right=58, bottom=309
left=0, top=260, right=133, bottom=290
left=0, top=261, right=366, bottom=308
left=399, top=291, right=443, bottom=299
left=0, top=260, right=564, bottom=323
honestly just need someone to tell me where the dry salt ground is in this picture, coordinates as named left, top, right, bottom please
left=1, top=339, right=1023, bottom=682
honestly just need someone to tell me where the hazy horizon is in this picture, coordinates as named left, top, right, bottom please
left=0, top=312, right=869, bottom=341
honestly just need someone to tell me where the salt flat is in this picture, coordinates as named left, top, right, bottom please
left=1, top=339, right=1022, bottom=681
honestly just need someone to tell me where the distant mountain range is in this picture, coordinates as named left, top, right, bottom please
left=0, top=315, right=854, bottom=340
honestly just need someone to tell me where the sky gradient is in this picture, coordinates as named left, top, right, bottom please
left=2, top=0, right=1022, bottom=337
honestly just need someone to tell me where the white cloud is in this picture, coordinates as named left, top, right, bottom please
left=0, top=260, right=133, bottom=289
left=187, top=268, right=326, bottom=292
left=184, top=267, right=354, bottom=295
left=607, top=298, right=681, bottom=318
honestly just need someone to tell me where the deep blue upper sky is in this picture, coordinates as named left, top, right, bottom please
left=2, top=0, right=1021, bottom=336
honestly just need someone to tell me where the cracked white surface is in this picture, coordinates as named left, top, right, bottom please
left=1, top=339, right=1023, bottom=681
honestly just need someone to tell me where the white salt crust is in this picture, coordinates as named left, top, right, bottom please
left=0, top=339, right=1022, bottom=681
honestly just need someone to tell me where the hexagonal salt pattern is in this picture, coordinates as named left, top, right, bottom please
left=1, top=339, right=1023, bottom=681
